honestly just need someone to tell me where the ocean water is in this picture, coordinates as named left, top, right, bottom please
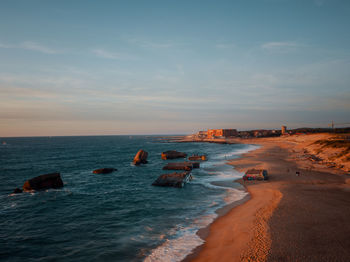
left=0, top=136, right=258, bottom=262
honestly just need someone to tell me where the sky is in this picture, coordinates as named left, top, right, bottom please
left=0, top=0, right=349, bottom=136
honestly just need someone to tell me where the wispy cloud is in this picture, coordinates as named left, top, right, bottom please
left=92, top=49, right=121, bottom=59
left=141, top=41, right=174, bottom=49
left=216, top=43, right=236, bottom=49
left=124, top=36, right=178, bottom=49
left=20, top=41, right=59, bottom=54
left=92, top=48, right=137, bottom=60
left=261, top=41, right=299, bottom=50
left=0, top=43, right=11, bottom=48
left=0, top=41, right=60, bottom=54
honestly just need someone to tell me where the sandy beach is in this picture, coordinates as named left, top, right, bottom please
left=186, top=134, right=350, bottom=262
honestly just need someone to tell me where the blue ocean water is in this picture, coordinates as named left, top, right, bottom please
left=0, top=136, right=258, bottom=262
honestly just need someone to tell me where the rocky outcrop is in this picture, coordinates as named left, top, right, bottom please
left=92, top=168, right=117, bottom=174
left=161, top=150, right=187, bottom=160
left=188, top=155, right=207, bottom=161
left=152, top=172, right=192, bottom=188
left=22, top=173, right=64, bottom=192
left=162, top=162, right=193, bottom=171
left=133, top=149, right=148, bottom=165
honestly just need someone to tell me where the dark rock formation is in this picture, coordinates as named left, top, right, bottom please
left=133, top=149, right=148, bottom=165
left=188, top=155, right=207, bottom=161
left=22, top=173, right=64, bottom=192
left=152, top=172, right=192, bottom=188
left=92, top=168, right=117, bottom=174
left=162, top=162, right=193, bottom=171
left=161, top=150, right=187, bottom=160
left=13, top=188, right=23, bottom=194
left=191, top=162, right=200, bottom=169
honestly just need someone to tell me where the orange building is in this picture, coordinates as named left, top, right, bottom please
left=281, top=125, right=287, bottom=135
left=207, top=129, right=237, bottom=138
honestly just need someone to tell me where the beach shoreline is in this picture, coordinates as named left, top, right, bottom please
left=182, top=133, right=350, bottom=262
left=182, top=139, right=270, bottom=262
left=182, top=182, right=251, bottom=262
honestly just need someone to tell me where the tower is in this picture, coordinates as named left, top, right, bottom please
left=281, top=125, right=287, bottom=135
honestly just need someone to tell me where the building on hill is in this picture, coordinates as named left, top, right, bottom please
left=207, top=129, right=237, bottom=139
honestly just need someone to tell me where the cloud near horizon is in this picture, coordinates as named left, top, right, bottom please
left=91, top=48, right=137, bottom=60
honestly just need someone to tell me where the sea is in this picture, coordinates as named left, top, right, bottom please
left=0, top=136, right=259, bottom=262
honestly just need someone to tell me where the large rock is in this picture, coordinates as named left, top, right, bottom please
left=162, top=162, right=193, bottom=171
left=161, top=150, right=187, bottom=160
left=22, top=173, right=64, bottom=192
left=188, top=155, right=207, bottom=161
left=133, top=149, right=148, bottom=165
left=92, top=168, right=117, bottom=174
left=152, top=172, right=192, bottom=188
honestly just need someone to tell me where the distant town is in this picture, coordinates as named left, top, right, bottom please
left=194, top=126, right=350, bottom=139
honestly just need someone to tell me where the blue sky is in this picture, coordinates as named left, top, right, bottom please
left=0, top=0, right=349, bottom=136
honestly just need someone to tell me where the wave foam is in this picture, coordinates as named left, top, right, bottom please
left=144, top=232, right=203, bottom=262
left=215, top=144, right=260, bottom=160
left=144, top=214, right=217, bottom=262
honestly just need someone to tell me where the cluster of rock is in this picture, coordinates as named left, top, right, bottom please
left=12, top=149, right=207, bottom=193
left=152, top=151, right=207, bottom=188
left=12, top=149, right=149, bottom=194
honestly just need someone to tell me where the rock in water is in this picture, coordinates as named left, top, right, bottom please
left=92, top=168, right=117, bottom=174
left=162, top=162, right=193, bottom=171
left=133, top=149, right=148, bottom=165
left=13, top=188, right=23, bottom=194
left=188, top=155, right=207, bottom=161
left=191, top=162, right=200, bottom=168
left=161, top=150, right=187, bottom=160
left=152, top=172, right=192, bottom=188
left=22, top=173, right=64, bottom=192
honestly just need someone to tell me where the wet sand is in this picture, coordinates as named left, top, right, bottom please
left=186, top=135, right=350, bottom=262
